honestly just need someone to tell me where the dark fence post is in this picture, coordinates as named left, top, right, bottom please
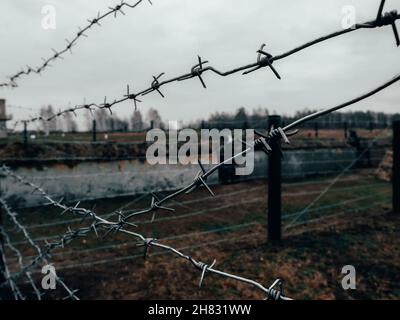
left=344, top=122, right=348, bottom=139
left=268, top=115, right=282, bottom=242
left=92, top=120, right=97, bottom=142
left=369, top=121, right=374, bottom=132
left=393, top=120, right=400, bottom=214
left=314, top=122, right=319, bottom=138
left=23, top=121, right=28, bottom=147
left=0, top=179, right=5, bottom=290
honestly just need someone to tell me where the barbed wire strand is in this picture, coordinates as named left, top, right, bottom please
left=55, top=199, right=390, bottom=270
left=47, top=197, right=390, bottom=271
left=0, top=229, right=25, bottom=300
left=0, top=224, right=42, bottom=299
left=9, top=184, right=387, bottom=248
left=14, top=221, right=258, bottom=266
left=0, top=198, right=80, bottom=300
left=17, top=189, right=390, bottom=264
left=0, top=0, right=153, bottom=88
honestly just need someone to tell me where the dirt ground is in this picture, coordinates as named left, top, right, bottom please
left=2, top=170, right=398, bottom=300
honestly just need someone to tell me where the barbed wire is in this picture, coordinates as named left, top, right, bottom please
left=0, top=0, right=153, bottom=88
left=14, top=194, right=390, bottom=272
left=0, top=229, right=25, bottom=300
left=1, top=0, right=398, bottom=301
left=6, top=180, right=384, bottom=249
left=0, top=165, right=292, bottom=300
left=0, top=223, right=42, bottom=300
left=0, top=198, right=79, bottom=300
left=43, top=198, right=390, bottom=270
left=13, top=186, right=389, bottom=264
left=7, top=180, right=380, bottom=234
left=10, top=0, right=400, bottom=126
left=12, top=221, right=258, bottom=268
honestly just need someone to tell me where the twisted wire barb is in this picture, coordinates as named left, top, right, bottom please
left=10, top=0, right=400, bottom=126
left=0, top=0, right=152, bottom=88
left=0, top=165, right=291, bottom=300
left=0, top=198, right=79, bottom=300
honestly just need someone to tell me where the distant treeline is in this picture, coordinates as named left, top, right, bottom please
left=191, top=107, right=400, bottom=130
left=30, top=105, right=400, bottom=134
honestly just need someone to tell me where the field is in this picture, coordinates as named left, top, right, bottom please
left=3, top=168, right=398, bottom=300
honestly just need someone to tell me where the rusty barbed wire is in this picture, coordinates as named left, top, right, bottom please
left=0, top=165, right=292, bottom=300
left=10, top=0, right=400, bottom=127
left=0, top=198, right=79, bottom=300
left=0, top=0, right=153, bottom=88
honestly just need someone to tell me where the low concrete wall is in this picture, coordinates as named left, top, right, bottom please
left=0, top=147, right=386, bottom=208
left=0, top=160, right=219, bottom=208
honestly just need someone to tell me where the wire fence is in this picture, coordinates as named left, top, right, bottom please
left=0, top=166, right=293, bottom=300
left=0, top=0, right=399, bottom=300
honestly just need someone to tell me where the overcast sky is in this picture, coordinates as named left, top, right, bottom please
left=1, top=0, right=399, bottom=129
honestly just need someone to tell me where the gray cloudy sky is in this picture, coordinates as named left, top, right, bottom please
left=1, top=0, right=399, bottom=129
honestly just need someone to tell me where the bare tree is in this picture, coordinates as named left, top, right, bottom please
left=39, top=105, right=57, bottom=135
left=146, top=108, right=163, bottom=129
left=130, top=110, right=144, bottom=132
left=62, top=112, right=78, bottom=133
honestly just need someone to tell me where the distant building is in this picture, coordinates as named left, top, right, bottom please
left=0, top=99, right=8, bottom=138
